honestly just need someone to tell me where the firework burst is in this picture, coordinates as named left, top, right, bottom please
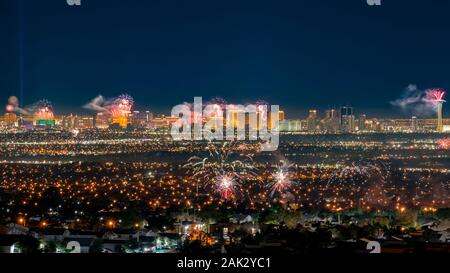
left=185, top=142, right=258, bottom=200
left=327, top=160, right=390, bottom=186
left=268, top=161, right=295, bottom=197
left=437, top=138, right=450, bottom=149
left=324, top=160, right=392, bottom=210
left=215, top=174, right=237, bottom=200
left=426, top=88, right=446, bottom=102
left=33, top=99, right=54, bottom=120
left=107, top=94, right=134, bottom=119
left=84, top=94, right=134, bottom=117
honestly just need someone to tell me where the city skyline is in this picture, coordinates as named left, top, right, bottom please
left=1, top=1, right=450, bottom=117
left=0, top=94, right=450, bottom=120
left=3, top=93, right=447, bottom=121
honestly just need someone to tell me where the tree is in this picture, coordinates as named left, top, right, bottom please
left=121, top=207, right=141, bottom=228
left=17, top=237, right=40, bottom=253
left=43, top=241, right=65, bottom=253
left=394, top=211, right=417, bottom=228
left=283, top=210, right=303, bottom=229
left=373, top=216, right=390, bottom=227
left=422, top=227, right=441, bottom=242
left=183, top=240, right=208, bottom=253
left=436, top=208, right=450, bottom=220
left=90, top=239, right=104, bottom=253
left=232, top=228, right=249, bottom=241
left=259, top=208, right=281, bottom=225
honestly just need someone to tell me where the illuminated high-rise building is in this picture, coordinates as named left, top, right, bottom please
left=130, top=111, right=152, bottom=128
left=307, top=109, right=318, bottom=131
left=61, top=114, right=76, bottom=129
left=411, top=116, right=418, bottom=132
left=340, top=106, right=355, bottom=133
left=96, top=112, right=110, bottom=129
left=308, top=109, right=317, bottom=119
left=151, top=115, right=179, bottom=129
left=358, top=114, right=366, bottom=131
left=3, top=112, right=17, bottom=126
left=278, top=111, right=285, bottom=121
left=323, top=108, right=339, bottom=133
left=437, top=100, right=445, bottom=132
left=266, top=110, right=285, bottom=130
left=78, top=116, right=95, bottom=129
left=425, top=89, right=446, bottom=132
left=146, top=111, right=154, bottom=122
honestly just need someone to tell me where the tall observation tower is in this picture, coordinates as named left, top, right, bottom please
left=437, top=97, right=446, bottom=132
left=426, top=89, right=446, bottom=132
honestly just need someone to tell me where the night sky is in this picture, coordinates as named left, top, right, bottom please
left=1, top=0, right=450, bottom=117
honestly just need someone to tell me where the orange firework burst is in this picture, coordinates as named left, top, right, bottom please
left=33, top=100, right=54, bottom=120
left=107, top=94, right=134, bottom=119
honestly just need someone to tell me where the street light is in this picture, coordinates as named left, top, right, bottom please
left=17, top=217, right=25, bottom=226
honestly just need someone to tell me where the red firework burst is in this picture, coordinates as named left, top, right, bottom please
left=426, top=88, right=446, bottom=102
left=216, top=174, right=236, bottom=200
left=6, top=104, right=14, bottom=112
left=437, top=138, right=450, bottom=149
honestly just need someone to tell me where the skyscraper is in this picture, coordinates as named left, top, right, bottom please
left=278, top=111, right=285, bottom=121
left=307, top=109, right=318, bottom=131
left=96, top=113, right=110, bottom=129
left=340, top=106, right=355, bottom=133
left=411, top=116, right=418, bottom=132
left=358, top=114, right=366, bottom=131
left=323, top=108, right=339, bottom=133
left=437, top=100, right=445, bottom=132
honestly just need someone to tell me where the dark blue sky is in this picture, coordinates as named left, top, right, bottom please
left=1, top=0, right=450, bottom=117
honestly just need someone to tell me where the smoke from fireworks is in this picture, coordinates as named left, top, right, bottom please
left=390, top=85, right=446, bottom=115
left=6, top=97, right=56, bottom=118
left=83, top=95, right=108, bottom=112
left=83, top=94, right=134, bottom=118
left=6, top=96, right=18, bottom=112
left=184, top=142, right=258, bottom=200
left=6, top=96, right=31, bottom=115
